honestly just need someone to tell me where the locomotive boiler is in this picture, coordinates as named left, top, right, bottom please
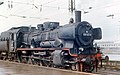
left=0, top=11, right=104, bottom=72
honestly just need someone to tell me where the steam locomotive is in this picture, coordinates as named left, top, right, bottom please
left=0, top=11, right=104, bottom=72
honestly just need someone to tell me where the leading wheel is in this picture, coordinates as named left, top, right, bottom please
left=71, top=63, right=77, bottom=71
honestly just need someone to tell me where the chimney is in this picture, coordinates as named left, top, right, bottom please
left=75, top=11, right=81, bottom=23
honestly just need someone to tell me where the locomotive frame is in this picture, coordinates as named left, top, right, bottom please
left=0, top=11, right=108, bottom=72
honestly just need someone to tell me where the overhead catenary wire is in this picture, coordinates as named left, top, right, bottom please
left=82, top=0, right=120, bottom=13
left=0, top=15, right=8, bottom=18
left=1, top=0, right=69, bottom=19
left=4, top=0, right=119, bottom=17
left=2, top=0, right=120, bottom=21
left=0, top=0, right=69, bottom=18
left=1, top=0, right=120, bottom=12
left=1, top=0, right=68, bottom=10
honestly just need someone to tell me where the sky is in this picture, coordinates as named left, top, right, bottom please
left=0, top=0, right=120, bottom=41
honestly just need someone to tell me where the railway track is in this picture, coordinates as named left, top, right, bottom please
left=0, top=60, right=95, bottom=75
left=0, top=60, right=120, bottom=75
left=94, top=68, right=120, bottom=75
left=93, top=61, right=120, bottom=75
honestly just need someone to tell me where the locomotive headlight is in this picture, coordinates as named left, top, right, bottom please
left=30, top=45, right=34, bottom=48
left=79, top=48, right=84, bottom=51
left=22, top=51, right=26, bottom=54
left=1, top=52, right=6, bottom=55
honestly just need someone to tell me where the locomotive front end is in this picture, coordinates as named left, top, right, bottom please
left=75, top=21, right=102, bottom=48
left=73, top=21, right=103, bottom=72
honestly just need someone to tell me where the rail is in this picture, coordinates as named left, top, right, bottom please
left=102, top=61, right=120, bottom=70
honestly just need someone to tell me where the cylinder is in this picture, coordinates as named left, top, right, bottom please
left=75, top=11, right=81, bottom=23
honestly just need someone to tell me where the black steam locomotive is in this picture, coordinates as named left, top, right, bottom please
left=0, top=11, right=103, bottom=72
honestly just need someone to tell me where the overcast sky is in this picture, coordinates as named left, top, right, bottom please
left=0, top=0, right=120, bottom=41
